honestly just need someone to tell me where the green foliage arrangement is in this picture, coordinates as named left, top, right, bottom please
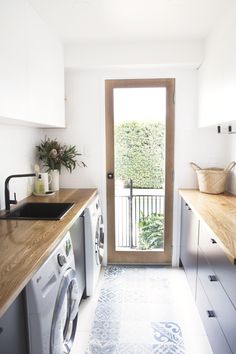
left=115, top=121, right=165, bottom=188
left=36, top=137, right=86, bottom=173
left=138, top=213, right=164, bottom=250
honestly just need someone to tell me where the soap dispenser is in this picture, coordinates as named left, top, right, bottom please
left=35, top=173, right=45, bottom=194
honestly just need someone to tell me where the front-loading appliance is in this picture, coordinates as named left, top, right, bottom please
left=25, top=231, right=80, bottom=354
left=84, top=194, right=104, bottom=296
left=70, top=215, right=85, bottom=302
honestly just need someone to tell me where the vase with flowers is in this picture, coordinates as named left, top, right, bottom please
left=36, top=137, right=86, bottom=191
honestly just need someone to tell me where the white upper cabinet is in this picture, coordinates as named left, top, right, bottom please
left=0, top=0, right=65, bottom=127
left=198, top=4, right=236, bottom=127
left=0, top=1, right=29, bottom=122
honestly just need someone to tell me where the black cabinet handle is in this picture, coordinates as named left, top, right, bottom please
left=208, top=275, right=217, bottom=282
left=207, top=310, right=216, bottom=318
left=211, top=238, right=217, bottom=244
left=185, top=203, right=191, bottom=210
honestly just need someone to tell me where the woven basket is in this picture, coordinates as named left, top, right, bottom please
left=190, top=161, right=236, bottom=194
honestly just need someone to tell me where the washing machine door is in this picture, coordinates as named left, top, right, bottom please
left=50, top=268, right=79, bottom=354
left=95, top=215, right=104, bottom=265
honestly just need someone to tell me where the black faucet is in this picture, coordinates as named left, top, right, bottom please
left=5, top=174, right=36, bottom=212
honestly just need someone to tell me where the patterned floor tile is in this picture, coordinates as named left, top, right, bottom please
left=86, top=266, right=186, bottom=354
left=116, top=343, right=153, bottom=354
left=98, top=287, right=123, bottom=303
left=151, top=322, right=184, bottom=347
left=86, top=340, right=117, bottom=354
left=90, top=320, right=120, bottom=343
left=94, top=303, right=122, bottom=321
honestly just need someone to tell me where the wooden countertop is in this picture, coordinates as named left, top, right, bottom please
left=0, top=188, right=97, bottom=318
left=179, top=189, right=236, bottom=265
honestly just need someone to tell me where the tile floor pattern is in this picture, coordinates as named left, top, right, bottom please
left=85, top=266, right=188, bottom=353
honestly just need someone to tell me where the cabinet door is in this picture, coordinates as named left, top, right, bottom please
left=27, top=6, right=65, bottom=127
left=0, top=0, right=65, bottom=127
left=180, top=199, right=199, bottom=297
left=0, top=292, right=28, bottom=354
left=198, top=247, right=236, bottom=352
left=196, top=277, right=232, bottom=354
left=199, top=222, right=236, bottom=309
left=0, top=0, right=28, bottom=121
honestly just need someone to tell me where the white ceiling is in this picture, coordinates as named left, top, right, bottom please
left=29, top=0, right=234, bottom=43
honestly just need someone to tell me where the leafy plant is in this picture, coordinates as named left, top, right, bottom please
left=138, top=213, right=164, bottom=250
left=36, top=137, right=86, bottom=173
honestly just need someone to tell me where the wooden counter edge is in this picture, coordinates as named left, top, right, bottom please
left=179, top=189, right=236, bottom=265
left=0, top=188, right=98, bottom=318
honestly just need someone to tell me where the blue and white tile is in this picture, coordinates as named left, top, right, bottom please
left=94, top=302, right=122, bottom=321
left=83, top=266, right=212, bottom=354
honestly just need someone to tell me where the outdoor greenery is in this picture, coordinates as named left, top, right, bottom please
left=138, top=213, right=164, bottom=250
left=115, top=121, right=165, bottom=188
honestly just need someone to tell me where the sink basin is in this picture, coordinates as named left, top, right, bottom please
left=0, top=202, right=74, bottom=220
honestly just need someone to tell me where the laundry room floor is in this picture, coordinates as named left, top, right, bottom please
left=72, top=266, right=212, bottom=354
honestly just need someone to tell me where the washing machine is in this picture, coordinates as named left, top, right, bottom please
left=70, top=215, right=86, bottom=301
left=25, top=231, right=80, bottom=354
left=84, top=194, right=104, bottom=296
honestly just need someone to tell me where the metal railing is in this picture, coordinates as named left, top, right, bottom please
left=115, top=189, right=165, bottom=248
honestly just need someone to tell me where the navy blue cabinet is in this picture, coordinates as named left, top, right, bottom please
left=197, top=222, right=236, bottom=353
left=0, top=291, right=28, bottom=354
left=180, top=200, right=199, bottom=298
left=180, top=197, right=236, bottom=354
left=196, top=277, right=232, bottom=354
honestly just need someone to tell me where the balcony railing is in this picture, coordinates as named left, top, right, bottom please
left=115, top=188, right=164, bottom=249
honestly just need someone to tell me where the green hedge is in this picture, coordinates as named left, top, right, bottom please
left=115, top=121, right=165, bottom=188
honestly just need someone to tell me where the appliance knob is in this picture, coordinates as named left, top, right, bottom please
left=58, top=254, right=67, bottom=267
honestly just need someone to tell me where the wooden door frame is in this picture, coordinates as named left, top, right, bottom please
left=105, top=78, right=175, bottom=264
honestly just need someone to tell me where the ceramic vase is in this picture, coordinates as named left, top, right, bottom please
left=49, top=169, right=60, bottom=191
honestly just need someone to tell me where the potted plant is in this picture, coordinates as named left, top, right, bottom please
left=36, top=137, right=86, bottom=191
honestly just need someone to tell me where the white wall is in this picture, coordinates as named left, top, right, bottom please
left=0, top=124, right=43, bottom=209
left=65, top=40, right=204, bottom=69
left=44, top=64, right=228, bottom=266
left=226, top=135, right=236, bottom=195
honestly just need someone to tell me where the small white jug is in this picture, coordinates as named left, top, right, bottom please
left=40, top=172, right=52, bottom=192
left=49, top=169, right=60, bottom=191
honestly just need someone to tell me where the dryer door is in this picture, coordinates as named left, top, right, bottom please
left=95, top=215, right=104, bottom=265
left=50, top=268, right=79, bottom=354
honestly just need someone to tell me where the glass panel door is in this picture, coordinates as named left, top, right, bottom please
left=106, top=79, right=175, bottom=264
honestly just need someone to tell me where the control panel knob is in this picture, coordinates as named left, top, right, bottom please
left=58, top=254, right=67, bottom=267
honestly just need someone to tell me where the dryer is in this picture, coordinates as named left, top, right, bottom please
left=25, top=231, right=80, bottom=354
left=84, top=194, right=104, bottom=296
left=70, top=215, right=86, bottom=301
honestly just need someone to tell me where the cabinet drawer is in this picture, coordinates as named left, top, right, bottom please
left=198, top=248, right=236, bottom=352
left=196, top=277, right=232, bottom=354
left=199, top=222, right=236, bottom=308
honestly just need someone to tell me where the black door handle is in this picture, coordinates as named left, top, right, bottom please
left=107, top=172, right=114, bottom=179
